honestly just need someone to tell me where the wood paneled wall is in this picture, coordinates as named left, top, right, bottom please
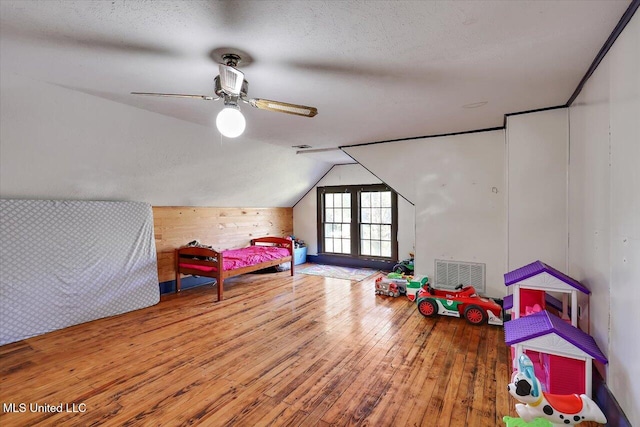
left=152, top=207, right=293, bottom=283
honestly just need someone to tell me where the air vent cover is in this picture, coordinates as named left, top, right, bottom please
left=435, top=259, right=486, bottom=294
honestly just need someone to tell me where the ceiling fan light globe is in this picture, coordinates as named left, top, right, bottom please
left=216, top=107, right=246, bottom=138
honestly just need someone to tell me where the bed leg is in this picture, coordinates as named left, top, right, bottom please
left=217, top=277, right=223, bottom=301
left=175, top=249, right=181, bottom=293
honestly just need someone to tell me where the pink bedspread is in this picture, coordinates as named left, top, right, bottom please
left=222, top=246, right=290, bottom=270
left=179, top=245, right=290, bottom=273
left=180, top=246, right=290, bottom=273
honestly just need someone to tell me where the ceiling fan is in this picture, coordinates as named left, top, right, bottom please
left=131, top=53, right=318, bottom=138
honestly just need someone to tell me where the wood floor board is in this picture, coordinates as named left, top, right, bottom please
left=356, top=319, right=429, bottom=426
left=0, top=267, right=604, bottom=426
left=384, top=320, right=451, bottom=426
left=318, top=339, right=399, bottom=425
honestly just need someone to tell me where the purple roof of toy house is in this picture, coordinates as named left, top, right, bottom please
left=504, top=260, right=590, bottom=294
left=504, top=310, right=607, bottom=364
left=504, top=294, right=513, bottom=310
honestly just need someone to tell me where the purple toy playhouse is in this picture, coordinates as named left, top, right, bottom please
left=504, top=260, right=591, bottom=327
left=504, top=310, right=607, bottom=397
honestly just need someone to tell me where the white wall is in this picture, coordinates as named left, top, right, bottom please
left=293, top=163, right=415, bottom=259
left=568, top=63, right=612, bottom=342
left=506, top=109, right=569, bottom=272
left=344, top=130, right=506, bottom=298
left=0, top=72, right=330, bottom=208
left=569, top=12, right=639, bottom=426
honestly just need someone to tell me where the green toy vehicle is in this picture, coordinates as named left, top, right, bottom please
left=392, top=257, right=414, bottom=275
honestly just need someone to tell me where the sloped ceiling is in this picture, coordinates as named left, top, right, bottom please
left=0, top=0, right=631, bottom=207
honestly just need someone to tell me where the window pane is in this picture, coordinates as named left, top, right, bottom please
left=361, top=239, right=370, bottom=255
left=381, top=225, right=391, bottom=240
left=325, top=224, right=333, bottom=238
left=333, top=223, right=341, bottom=237
left=343, top=193, right=350, bottom=208
left=334, top=208, right=341, bottom=223
left=371, top=192, right=380, bottom=207
left=381, top=241, right=391, bottom=257
left=342, top=239, right=351, bottom=253
left=361, top=224, right=370, bottom=239
left=371, top=224, right=380, bottom=239
left=325, top=208, right=333, bottom=223
left=325, top=193, right=333, bottom=207
left=361, top=208, right=371, bottom=223
left=342, top=208, right=351, bottom=223
left=334, top=239, right=341, bottom=253
left=334, top=194, right=342, bottom=208
left=381, top=208, right=391, bottom=224
left=371, top=240, right=381, bottom=256
left=361, top=192, right=370, bottom=207
left=325, top=238, right=333, bottom=252
left=372, top=208, right=381, bottom=224
left=341, top=225, right=350, bottom=238
left=381, top=191, right=391, bottom=207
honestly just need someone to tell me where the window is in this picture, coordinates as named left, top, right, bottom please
left=317, top=184, right=397, bottom=260
left=322, top=192, right=351, bottom=254
left=360, top=190, right=393, bottom=257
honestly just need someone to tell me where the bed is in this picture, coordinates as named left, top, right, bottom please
left=175, top=236, right=294, bottom=301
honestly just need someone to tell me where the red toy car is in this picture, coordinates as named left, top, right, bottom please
left=416, top=284, right=503, bottom=326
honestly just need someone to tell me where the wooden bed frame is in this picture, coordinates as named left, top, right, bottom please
left=175, top=236, right=295, bottom=301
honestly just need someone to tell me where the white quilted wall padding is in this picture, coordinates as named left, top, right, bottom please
left=0, top=200, right=160, bottom=345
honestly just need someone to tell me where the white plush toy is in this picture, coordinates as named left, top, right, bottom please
left=507, top=354, right=606, bottom=426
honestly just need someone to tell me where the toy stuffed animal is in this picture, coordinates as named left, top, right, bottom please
left=507, top=355, right=606, bottom=426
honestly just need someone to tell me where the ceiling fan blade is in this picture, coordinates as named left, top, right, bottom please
left=131, top=92, right=216, bottom=101
left=247, top=98, right=318, bottom=118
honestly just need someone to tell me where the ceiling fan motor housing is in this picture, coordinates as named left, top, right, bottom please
left=218, top=63, right=247, bottom=95
left=214, top=75, right=248, bottom=99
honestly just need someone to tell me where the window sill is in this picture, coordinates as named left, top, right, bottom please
left=310, top=253, right=395, bottom=270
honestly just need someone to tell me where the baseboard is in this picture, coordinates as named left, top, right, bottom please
left=159, top=276, right=216, bottom=294
left=592, top=368, right=632, bottom=427
left=306, top=254, right=394, bottom=271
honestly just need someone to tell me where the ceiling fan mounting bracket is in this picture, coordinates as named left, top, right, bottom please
left=221, top=54, right=242, bottom=67
left=210, top=48, right=253, bottom=67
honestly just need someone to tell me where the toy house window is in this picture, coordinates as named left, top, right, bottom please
left=317, top=184, right=397, bottom=260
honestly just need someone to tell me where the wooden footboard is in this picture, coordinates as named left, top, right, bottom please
left=175, top=237, right=294, bottom=301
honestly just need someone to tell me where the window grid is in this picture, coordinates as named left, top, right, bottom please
left=359, top=191, right=392, bottom=257
left=323, top=193, right=351, bottom=255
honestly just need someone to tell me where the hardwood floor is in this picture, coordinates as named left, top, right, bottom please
left=0, top=268, right=601, bottom=426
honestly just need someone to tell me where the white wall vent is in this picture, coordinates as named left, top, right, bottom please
left=435, top=259, right=486, bottom=294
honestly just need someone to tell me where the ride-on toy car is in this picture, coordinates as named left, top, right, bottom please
left=392, top=257, right=414, bottom=275
left=415, top=284, right=503, bottom=325
left=406, top=276, right=429, bottom=302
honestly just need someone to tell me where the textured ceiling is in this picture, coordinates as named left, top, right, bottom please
left=0, top=0, right=630, bottom=162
